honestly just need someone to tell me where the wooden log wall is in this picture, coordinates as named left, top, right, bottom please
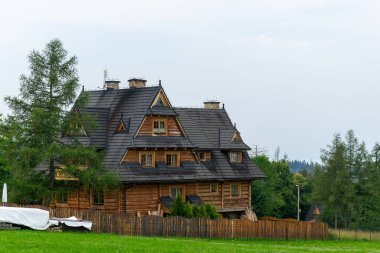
left=51, top=180, right=251, bottom=215
left=137, top=116, right=183, bottom=136
left=54, top=188, right=119, bottom=213
left=126, top=184, right=160, bottom=215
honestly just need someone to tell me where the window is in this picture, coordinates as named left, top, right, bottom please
left=210, top=183, right=218, bottom=193
left=199, top=152, right=206, bottom=161
left=231, top=183, right=240, bottom=197
left=116, top=121, right=126, bottom=133
left=153, top=120, right=166, bottom=135
left=166, top=152, right=179, bottom=167
left=56, top=191, right=68, bottom=204
left=140, top=152, right=154, bottom=167
left=93, top=190, right=104, bottom=205
left=170, top=187, right=183, bottom=199
left=230, top=152, right=241, bottom=163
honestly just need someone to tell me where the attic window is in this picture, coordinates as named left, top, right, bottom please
left=229, top=152, right=242, bottom=163
left=232, top=132, right=242, bottom=142
left=153, top=120, right=166, bottom=135
left=199, top=152, right=206, bottom=161
left=116, top=121, right=126, bottom=132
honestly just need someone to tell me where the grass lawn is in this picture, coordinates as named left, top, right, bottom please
left=0, top=230, right=379, bottom=253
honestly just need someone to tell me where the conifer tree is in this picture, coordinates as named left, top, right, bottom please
left=3, top=39, right=117, bottom=203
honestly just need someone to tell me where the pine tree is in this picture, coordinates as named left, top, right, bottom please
left=3, top=39, right=117, bottom=204
left=314, top=134, right=350, bottom=229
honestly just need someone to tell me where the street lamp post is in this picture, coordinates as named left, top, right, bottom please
left=296, top=184, right=300, bottom=221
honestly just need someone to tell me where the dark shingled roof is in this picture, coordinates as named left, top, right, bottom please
left=131, top=136, right=195, bottom=148
left=147, top=105, right=178, bottom=116
left=186, top=195, right=203, bottom=205
left=174, top=108, right=251, bottom=150
left=53, top=85, right=265, bottom=183
left=160, top=196, right=173, bottom=208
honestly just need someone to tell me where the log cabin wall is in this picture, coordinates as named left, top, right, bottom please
left=55, top=188, right=120, bottom=213
left=222, top=181, right=250, bottom=210
left=197, top=182, right=223, bottom=209
left=122, top=181, right=251, bottom=216
left=137, top=116, right=183, bottom=136
left=54, top=181, right=250, bottom=215
left=126, top=184, right=160, bottom=215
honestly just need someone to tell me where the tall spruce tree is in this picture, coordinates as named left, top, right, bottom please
left=313, top=134, right=349, bottom=229
left=4, top=39, right=117, bottom=204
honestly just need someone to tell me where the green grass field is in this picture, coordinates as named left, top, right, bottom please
left=0, top=230, right=379, bottom=253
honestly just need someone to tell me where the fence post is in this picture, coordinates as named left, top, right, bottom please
left=231, top=219, right=234, bottom=239
left=285, top=227, right=288, bottom=241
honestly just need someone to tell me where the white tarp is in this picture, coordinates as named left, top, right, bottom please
left=50, top=216, right=92, bottom=230
left=0, top=206, right=50, bottom=230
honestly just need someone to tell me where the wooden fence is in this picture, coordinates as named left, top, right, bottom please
left=2, top=204, right=328, bottom=240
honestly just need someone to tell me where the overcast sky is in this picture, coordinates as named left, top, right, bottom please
left=1, top=0, right=379, bottom=162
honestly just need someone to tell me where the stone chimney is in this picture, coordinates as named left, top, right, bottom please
left=128, top=78, right=147, bottom=88
left=105, top=79, right=120, bottom=90
left=203, top=100, right=220, bottom=109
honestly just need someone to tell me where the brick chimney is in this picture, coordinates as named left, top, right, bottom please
left=105, top=79, right=120, bottom=89
left=128, top=78, right=147, bottom=88
left=203, top=100, right=220, bottom=109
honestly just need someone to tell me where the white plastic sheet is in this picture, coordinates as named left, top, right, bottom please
left=50, top=216, right=92, bottom=230
left=0, top=206, right=50, bottom=230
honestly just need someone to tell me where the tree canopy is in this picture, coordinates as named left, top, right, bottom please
left=1, top=39, right=117, bottom=204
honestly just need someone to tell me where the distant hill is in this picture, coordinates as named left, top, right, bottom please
left=287, top=160, right=317, bottom=173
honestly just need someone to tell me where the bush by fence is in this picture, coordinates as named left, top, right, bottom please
left=2, top=204, right=328, bottom=240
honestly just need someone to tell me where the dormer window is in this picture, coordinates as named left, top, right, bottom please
left=229, top=151, right=242, bottom=163
left=140, top=152, right=155, bottom=167
left=153, top=120, right=166, bottom=135
left=115, top=120, right=126, bottom=133
left=199, top=152, right=206, bottom=161
left=198, top=151, right=211, bottom=161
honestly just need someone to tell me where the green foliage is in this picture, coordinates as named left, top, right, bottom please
left=169, top=195, right=221, bottom=219
left=1, top=230, right=379, bottom=253
left=1, top=39, right=118, bottom=204
left=251, top=155, right=296, bottom=218
left=312, top=130, right=380, bottom=231
left=169, top=195, right=186, bottom=216
left=184, top=202, right=193, bottom=218
left=204, top=203, right=221, bottom=219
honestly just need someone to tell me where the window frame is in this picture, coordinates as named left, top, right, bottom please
left=198, top=152, right=206, bottom=161
left=92, top=190, right=104, bottom=206
left=165, top=151, right=180, bottom=167
left=116, top=121, right=126, bottom=133
left=56, top=191, right=68, bottom=204
left=210, top=183, right=218, bottom=194
left=230, top=182, right=240, bottom=197
left=229, top=151, right=242, bottom=163
left=139, top=151, right=155, bottom=168
left=152, top=118, right=167, bottom=136
left=170, top=185, right=185, bottom=200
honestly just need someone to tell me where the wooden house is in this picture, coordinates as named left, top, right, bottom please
left=49, top=79, right=265, bottom=218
